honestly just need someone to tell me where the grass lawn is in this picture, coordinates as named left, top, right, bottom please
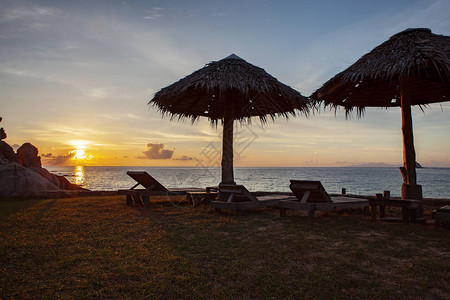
left=1, top=195, right=449, bottom=299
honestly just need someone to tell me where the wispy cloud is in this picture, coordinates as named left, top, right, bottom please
left=41, top=152, right=75, bottom=166
left=173, top=155, right=193, bottom=161
left=0, top=3, right=59, bottom=23
left=142, top=7, right=165, bottom=20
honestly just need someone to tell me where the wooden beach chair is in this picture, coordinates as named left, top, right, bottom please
left=279, top=180, right=368, bottom=219
left=210, top=184, right=294, bottom=212
left=433, top=205, right=450, bottom=227
left=118, top=171, right=204, bottom=206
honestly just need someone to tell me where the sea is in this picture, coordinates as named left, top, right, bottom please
left=44, top=166, right=450, bottom=199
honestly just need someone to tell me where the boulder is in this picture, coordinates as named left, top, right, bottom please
left=0, top=162, right=60, bottom=197
left=56, top=174, right=86, bottom=190
left=17, top=143, right=41, bottom=168
left=0, top=141, right=19, bottom=164
left=30, top=167, right=61, bottom=187
left=31, top=167, right=86, bottom=190
left=0, top=127, right=6, bottom=140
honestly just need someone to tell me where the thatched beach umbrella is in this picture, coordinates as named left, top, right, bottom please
left=311, top=28, right=450, bottom=202
left=150, top=54, right=310, bottom=185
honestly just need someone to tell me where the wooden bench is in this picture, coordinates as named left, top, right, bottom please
left=210, top=184, right=293, bottom=212
left=369, top=195, right=420, bottom=223
left=187, top=186, right=219, bottom=207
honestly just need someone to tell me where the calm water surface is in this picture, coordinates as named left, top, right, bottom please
left=45, top=166, right=450, bottom=199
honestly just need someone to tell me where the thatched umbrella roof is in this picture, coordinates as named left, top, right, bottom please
left=150, top=54, right=310, bottom=124
left=312, top=28, right=450, bottom=115
left=311, top=28, right=450, bottom=206
left=149, top=54, right=310, bottom=185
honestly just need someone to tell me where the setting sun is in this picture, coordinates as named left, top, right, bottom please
left=72, top=149, right=86, bottom=160
left=70, top=140, right=94, bottom=162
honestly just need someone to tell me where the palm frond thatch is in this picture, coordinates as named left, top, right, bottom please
left=149, top=54, right=311, bottom=124
left=311, top=28, right=450, bottom=115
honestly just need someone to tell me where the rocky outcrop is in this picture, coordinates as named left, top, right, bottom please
left=0, top=128, right=6, bottom=140
left=0, top=141, right=19, bottom=164
left=0, top=118, right=87, bottom=197
left=0, top=163, right=60, bottom=197
left=30, top=167, right=85, bottom=190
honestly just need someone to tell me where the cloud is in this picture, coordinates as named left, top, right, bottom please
left=0, top=3, right=58, bottom=23
left=41, top=152, right=75, bottom=165
left=142, top=7, right=165, bottom=20
left=173, top=155, right=193, bottom=161
left=304, top=158, right=318, bottom=165
left=137, top=143, right=174, bottom=159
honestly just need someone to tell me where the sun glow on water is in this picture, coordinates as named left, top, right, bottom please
left=74, top=166, right=84, bottom=185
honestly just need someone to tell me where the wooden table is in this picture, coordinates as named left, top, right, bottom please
left=369, top=198, right=420, bottom=223
left=187, top=186, right=219, bottom=207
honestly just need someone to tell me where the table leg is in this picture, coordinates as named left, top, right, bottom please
left=370, top=205, right=377, bottom=221
left=402, top=208, right=410, bottom=223
left=380, top=206, right=386, bottom=218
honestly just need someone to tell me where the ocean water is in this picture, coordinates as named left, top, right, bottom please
left=44, top=166, right=450, bottom=199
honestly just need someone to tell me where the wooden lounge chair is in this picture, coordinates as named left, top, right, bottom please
left=210, top=184, right=294, bottom=212
left=118, top=171, right=204, bottom=206
left=279, top=180, right=368, bottom=219
left=433, top=205, right=450, bottom=227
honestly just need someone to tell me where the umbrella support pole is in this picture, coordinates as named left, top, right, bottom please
left=400, top=95, right=423, bottom=217
left=220, top=112, right=236, bottom=186
left=400, top=95, right=417, bottom=186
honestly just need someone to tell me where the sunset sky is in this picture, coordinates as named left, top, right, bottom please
left=1, top=0, right=449, bottom=167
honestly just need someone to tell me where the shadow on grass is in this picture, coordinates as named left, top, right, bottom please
left=0, top=197, right=45, bottom=218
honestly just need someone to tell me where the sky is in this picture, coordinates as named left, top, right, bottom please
left=1, top=0, right=450, bottom=168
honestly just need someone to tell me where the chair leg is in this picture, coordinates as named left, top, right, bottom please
left=280, top=208, right=286, bottom=217
left=143, top=196, right=150, bottom=207
left=379, top=206, right=386, bottom=218
left=370, top=205, right=377, bottom=221
left=308, top=210, right=315, bottom=219
left=126, top=195, right=132, bottom=205
left=132, top=195, right=141, bottom=205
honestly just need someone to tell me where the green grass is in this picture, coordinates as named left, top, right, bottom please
left=1, top=196, right=449, bottom=299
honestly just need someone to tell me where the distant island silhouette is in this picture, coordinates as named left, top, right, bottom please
left=347, top=162, right=424, bottom=168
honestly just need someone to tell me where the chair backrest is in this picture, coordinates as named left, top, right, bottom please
left=289, top=180, right=332, bottom=203
left=126, top=171, right=168, bottom=192
left=219, top=184, right=259, bottom=202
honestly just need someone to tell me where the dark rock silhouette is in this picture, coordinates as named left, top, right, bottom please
left=0, top=141, right=19, bottom=164
left=0, top=118, right=19, bottom=164
left=0, top=116, right=6, bottom=140
left=0, top=128, right=6, bottom=140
